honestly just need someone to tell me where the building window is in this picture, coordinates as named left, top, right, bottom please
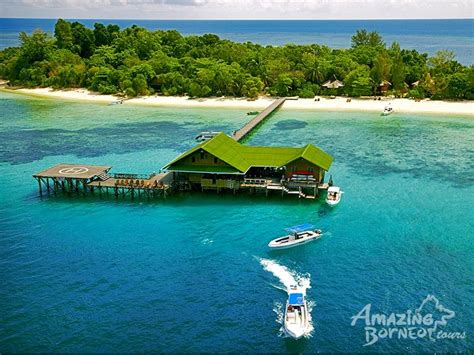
left=308, top=167, right=314, bottom=173
left=192, top=157, right=195, bottom=163
left=214, top=157, right=218, bottom=164
left=292, top=166, right=297, bottom=172
left=200, top=152, right=205, bottom=159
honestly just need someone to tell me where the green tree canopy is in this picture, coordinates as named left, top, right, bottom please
left=0, top=19, right=470, bottom=101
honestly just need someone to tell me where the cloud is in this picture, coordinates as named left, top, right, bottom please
left=17, top=0, right=210, bottom=7
left=1, top=0, right=472, bottom=18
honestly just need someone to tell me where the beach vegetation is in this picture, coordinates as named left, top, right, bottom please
left=0, top=20, right=472, bottom=100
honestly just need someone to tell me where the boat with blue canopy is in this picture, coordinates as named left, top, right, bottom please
left=268, top=223, right=322, bottom=249
left=284, top=285, right=309, bottom=339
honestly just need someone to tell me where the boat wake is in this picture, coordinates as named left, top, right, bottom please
left=259, top=258, right=314, bottom=338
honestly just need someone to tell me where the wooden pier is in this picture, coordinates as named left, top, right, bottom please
left=33, top=163, right=171, bottom=199
left=232, top=98, right=286, bottom=142
left=32, top=97, right=336, bottom=203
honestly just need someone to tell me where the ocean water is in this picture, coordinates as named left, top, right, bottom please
left=0, top=18, right=473, bottom=64
left=0, top=91, right=473, bottom=352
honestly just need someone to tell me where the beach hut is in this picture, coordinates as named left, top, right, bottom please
left=379, top=80, right=392, bottom=93
left=322, top=75, right=344, bottom=89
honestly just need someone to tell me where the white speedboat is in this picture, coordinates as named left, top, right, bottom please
left=326, top=186, right=343, bottom=206
left=108, top=99, right=123, bottom=105
left=382, top=105, right=393, bottom=116
left=284, top=285, right=309, bottom=339
left=268, top=224, right=322, bottom=249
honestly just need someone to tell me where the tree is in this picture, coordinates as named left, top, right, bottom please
left=54, top=19, right=73, bottom=50
left=401, top=49, right=428, bottom=85
left=445, top=72, right=468, bottom=99
left=130, top=63, right=155, bottom=81
left=19, top=30, right=54, bottom=65
left=389, top=43, right=406, bottom=91
left=370, top=52, right=391, bottom=93
left=351, top=29, right=385, bottom=48
left=132, top=73, right=148, bottom=96
left=352, top=77, right=373, bottom=97
left=298, top=83, right=317, bottom=98
left=71, top=22, right=95, bottom=58
left=428, top=50, right=456, bottom=75
left=93, top=23, right=111, bottom=47
left=344, top=65, right=372, bottom=96
left=269, top=74, right=293, bottom=96
left=301, top=52, right=329, bottom=83
left=242, top=76, right=264, bottom=98
left=188, top=82, right=211, bottom=97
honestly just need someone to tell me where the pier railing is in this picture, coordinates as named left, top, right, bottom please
left=113, top=172, right=157, bottom=180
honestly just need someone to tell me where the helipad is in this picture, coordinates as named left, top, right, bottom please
left=34, top=164, right=112, bottom=180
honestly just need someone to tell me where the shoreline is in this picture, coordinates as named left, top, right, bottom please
left=2, top=87, right=474, bottom=116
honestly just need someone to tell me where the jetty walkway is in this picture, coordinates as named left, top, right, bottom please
left=232, top=98, right=286, bottom=142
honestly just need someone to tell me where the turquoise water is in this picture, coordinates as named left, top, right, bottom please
left=1, top=19, right=473, bottom=64
left=0, top=91, right=473, bottom=352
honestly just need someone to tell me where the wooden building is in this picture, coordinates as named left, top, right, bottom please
left=163, top=133, right=333, bottom=198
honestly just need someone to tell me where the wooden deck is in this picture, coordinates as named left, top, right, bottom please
left=232, top=98, right=286, bottom=142
left=33, top=163, right=173, bottom=199
left=86, top=172, right=173, bottom=199
left=88, top=172, right=172, bottom=189
left=34, top=163, right=111, bottom=180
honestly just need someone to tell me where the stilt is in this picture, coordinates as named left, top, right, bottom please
left=37, top=178, right=42, bottom=196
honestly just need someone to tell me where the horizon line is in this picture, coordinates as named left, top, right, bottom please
left=1, top=17, right=473, bottom=21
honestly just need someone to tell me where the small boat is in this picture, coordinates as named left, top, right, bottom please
left=382, top=104, right=393, bottom=116
left=326, top=186, right=343, bottom=206
left=247, top=111, right=259, bottom=115
left=268, top=224, right=322, bottom=249
left=195, top=131, right=220, bottom=141
left=284, top=285, right=309, bottom=339
left=109, top=99, right=123, bottom=106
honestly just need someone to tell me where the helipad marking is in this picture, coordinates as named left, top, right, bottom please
left=58, top=167, right=89, bottom=175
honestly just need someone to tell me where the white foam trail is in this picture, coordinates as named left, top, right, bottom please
left=272, top=301, right=286, bottom=337
left=305, top=300, right=316, bottom=338
left=259, top=258, right=311, bottom=294
left=259, top=258, right=314, bottom=338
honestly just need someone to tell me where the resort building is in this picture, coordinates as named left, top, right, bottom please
left=163, top=132, right=333, bottom=198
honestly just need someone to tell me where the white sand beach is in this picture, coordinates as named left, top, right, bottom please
left=2, top=87, right=473, bottom=116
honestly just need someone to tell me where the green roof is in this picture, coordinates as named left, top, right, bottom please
left=164, top=133, right=333, bottom=173
left=166, top=164, right=241, bottom=174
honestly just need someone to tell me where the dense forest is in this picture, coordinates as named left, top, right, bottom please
left=0, top=19, right=473, bottom=100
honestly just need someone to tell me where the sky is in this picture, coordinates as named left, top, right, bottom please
left=0, top=0, right=473, bottom=20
